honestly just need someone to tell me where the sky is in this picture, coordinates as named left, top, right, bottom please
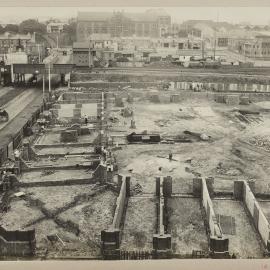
left=0, top=7, right=269, bottom=25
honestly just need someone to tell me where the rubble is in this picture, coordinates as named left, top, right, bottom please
left=131, top=183, right=143, bottom=195
left=249, top=136, right=270, bottom=151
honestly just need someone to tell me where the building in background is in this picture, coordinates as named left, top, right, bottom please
left=0, top=32, right=45, bottom=64
left=227, top=31, right=270, bottom=59
left=72, top=41, right=114, bottom=67
left=76, top=9, right=171, bottom=41
left=236, top=34, right=270, bottom=59
left=2, top=51, right=28, bottom=65
left=46, top=22, right=65, bottom=33
left=0, top=32, right=35, bottom=54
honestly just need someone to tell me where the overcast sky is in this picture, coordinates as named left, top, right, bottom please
left=0, top=7, right=269, bottom=25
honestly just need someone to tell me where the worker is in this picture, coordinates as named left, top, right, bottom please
left=84, top=115, right=88, bottom=125
left=169, top=152, right=173, bottom=161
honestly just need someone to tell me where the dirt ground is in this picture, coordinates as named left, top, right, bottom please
left=167, top=197, right=208, bottom=254
left=121, top=196, right=157, bottom=251
left=3, top=86, right=270, bottom=258
left=212, top=199, right=264, bottom=258
left=20, top=184, right=97, bottom=213
left=0, top=197, right=44, bottom=230
left=111, top=97, right=270, bottom=194
left=4, top=188, right=117, bottom=257
left=58, top=190, right=117, bottom=256
left=115, top=145, right=195, bottom=193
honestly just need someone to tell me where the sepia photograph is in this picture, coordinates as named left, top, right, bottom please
left=0, top=0, right=270, bottom=269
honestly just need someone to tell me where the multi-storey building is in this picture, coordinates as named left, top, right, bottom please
left=76, top=10, right=171, bottom=41
left=228, top=33, right=270, bottom=59
left=0, top=32, right=35, bottom=54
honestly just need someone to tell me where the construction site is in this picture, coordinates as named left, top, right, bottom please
left=1, top=66, right=270, bottom=260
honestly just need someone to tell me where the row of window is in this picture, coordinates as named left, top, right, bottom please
left=0, top=40, right=28, bottom=45
left=80, top=22, right=159, bottom=31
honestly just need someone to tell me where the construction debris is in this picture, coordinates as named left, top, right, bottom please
left=249, top=136, right=270, bottom=151
left=131, top=183, right=143, bottom=195
left=41, top=170, right=56, bottom=176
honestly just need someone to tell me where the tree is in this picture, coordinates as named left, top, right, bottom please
left=4, top=24, right=19, bottom=33
left=63, top=22, right=77, bottom=36
left=253, top=26, right=261, bottom=31
left=19, top=19, right=46, bottom=34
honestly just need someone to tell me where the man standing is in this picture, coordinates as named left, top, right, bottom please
left=84, top=115, right=88, bottom=125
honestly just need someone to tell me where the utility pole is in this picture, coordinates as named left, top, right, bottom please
left=202, top=36, right=205, bottom=59
left=89, top=41, right=91, bottom=68
left=48, top=64, right=51, bottom=93
left=213, top=11, right=219, bottom=60
left=42, top=75, right=45, bottom=100
left=37, top=44, right=41, bottom=63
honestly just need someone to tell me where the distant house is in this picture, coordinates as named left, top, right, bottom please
left=72, top=41, right=114, bottom=67
left=47, top=22, right=65, bottom=34
left=0, top=32, right=35, bottom=54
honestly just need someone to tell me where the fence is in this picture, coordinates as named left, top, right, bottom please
left=119, top=249, right=154, bottom=260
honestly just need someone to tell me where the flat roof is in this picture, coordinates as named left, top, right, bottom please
left=77, top=10, right=170, bottom=23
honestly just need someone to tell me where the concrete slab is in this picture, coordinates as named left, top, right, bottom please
left=34, top=146, right=95, bottom=156
left=81, top=103, right=97, bottom=117
left=35, top=132, right=98, bottom=145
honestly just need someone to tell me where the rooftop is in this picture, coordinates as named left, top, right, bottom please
left=0, top=32, right=32, bottom=40
left=78, top=9, right=170, bottom=23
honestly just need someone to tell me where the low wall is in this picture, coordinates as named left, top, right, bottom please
left=153, top=177, right=172, bottom=254
left=19, top=177, right=97, bottom=188
left=100, top=175, right=130, bottom=259
left=234, top=180, right=270, bottom=251
left=0, top=226, right=35, bottom=257
left=193, top=177, right=229, bottom=258
left=112, top=176, right=130, bottom=229
left=59, top=99, right=100, bottom=104
left=61, top=92, right=102, bottom=101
